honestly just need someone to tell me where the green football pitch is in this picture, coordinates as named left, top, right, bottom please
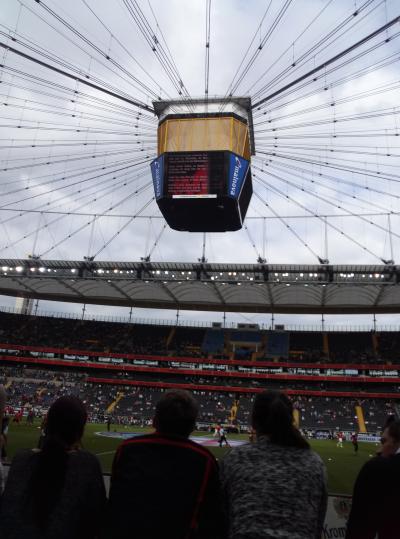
left=5, top=421, right=377, bottom=495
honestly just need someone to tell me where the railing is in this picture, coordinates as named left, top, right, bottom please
left=1, top=304, right=400, bottom=332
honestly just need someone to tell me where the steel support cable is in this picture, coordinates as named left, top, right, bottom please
left=0, top=29, right=157, bottom=110
left=0, top=148, right=150, bottom=171
left=256, top=157, right=400, bottom=203
left=251, top=0, right=380, bottom=102
left=0, top=144, right=155, bottom=168
left=0, top=41, right=154, bottom=113
left=255, top=143, right=400, bottom=165
left=146, top=222, right=167, bottom=260
left=0, top=119, right=157, bottom=136
left=122, top=0, right=193, bottom=106
left=257, top=166, right=400, bottom=241
left=0, top=16, right=158, bottom=104
left=0, top=99, right=157, bottom=130
left=0, top=76, right=152, bottom=121
left=144, top=0, right=187, bottom=98
left=255, top=142, right=400, bottom=159
left=92, top=196, right=155, bottom=259
left=224, top=0, right=292, bottom=99
left=256, top=129, right=400, bottom=140
left=220, top=0, right=273, bottom=105
left=253, top=162, right=399, bottom=217
left=39, top=182, right=153, bottom=257
left=253, top=161, right=395, bottom=213
left=0, top=156, right=152, bottom=204
left=254, top=105, right=400, bottom=134
left=2, top=207, right=399, bottom=220
left=250, top=0, right=378, bottom=101
left=254, top=80, right=400, bottom=126
left=252, top=45, right=400, bottom=119
left=245, top=0, right=334, bottom=97
left=0, top=154, right=150, bottom=190
left=256, top=149, right=400, bottom=184
left=252, top=14, right=400, bottom=110
left=0, top=165, right=149, bottom=229
left=32, top=0, right=161, bottom=100
left=243, top=223, right=263, bottom=262
left=252, top=187, right=322, bottom=262
left=0, top=139, right=152, bottom=151
left=0, top=63, right=157, bottom=122
left=0, top=89, right=158, bottom=126
left=204, top=0, right=211, bottom=99
left=81, top=0, right=172, bottom=100
left=256, top=145, right=400, bottom=172
left=0, top=172, right=151, bottom=254
left=0, top=120, right=157, bottom=137
left=0, top=175, right=147, bottom=255
left=0, top=164, right=150, bottom=222
left=254, top=173, right=389, bottom=263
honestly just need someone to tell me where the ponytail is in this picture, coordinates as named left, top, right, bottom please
left=26, top=396, right=87, bottom=528
left=28, top=435, right=69, bottom=528
left=252, top=391, right=309, bottom=449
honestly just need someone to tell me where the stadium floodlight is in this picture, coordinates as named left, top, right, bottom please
left=1, top=266, right=8, bottom=271
left=39, top=267, right=46, bottom=273
left=15, top=266, right=23, bottom=272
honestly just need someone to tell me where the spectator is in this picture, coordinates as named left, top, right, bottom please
left=0, top=396, right=106, bottom=538
left=220, top=390, right=327, bottom=539
left=346, top=420, right=400, bottom=539
left=106, top=390, right=225, bottom=539
left=0, top=383, right=6, bottom=493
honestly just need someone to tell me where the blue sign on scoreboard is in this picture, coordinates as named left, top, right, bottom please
left=150, top=155, right=164, bottom=200
left=228, top=154, right=249, bottom=198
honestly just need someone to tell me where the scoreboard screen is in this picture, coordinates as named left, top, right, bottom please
left=165, top=152, right=225, bottom=197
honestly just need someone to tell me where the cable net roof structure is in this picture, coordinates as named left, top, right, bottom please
left=1, top=1, right=400, bottom=313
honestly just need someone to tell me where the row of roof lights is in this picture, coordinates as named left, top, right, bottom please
left=1, top=266, right=57, bottom=273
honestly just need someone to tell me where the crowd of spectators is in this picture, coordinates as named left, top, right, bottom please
left=0, top=364, right=396, bottom=432
left=0, top=311, right=399, bottom=365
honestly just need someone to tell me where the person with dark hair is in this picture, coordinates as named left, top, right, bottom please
left=106, top=390, right=225, bottom=539
left=0, top=395, right=106, bottom=538
left=0, top=383, right=6, bottom=493
left=346, top=419, right=400, bottom=539
left=220, top=390, right=327, bottom=539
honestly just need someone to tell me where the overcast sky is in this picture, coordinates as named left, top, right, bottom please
left=0, top=0, right=400, bottom=327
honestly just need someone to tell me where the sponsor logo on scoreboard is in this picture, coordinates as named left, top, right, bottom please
left=228, top=153, right=249, bottom=198
left=150, top=156, right=164, bottom=199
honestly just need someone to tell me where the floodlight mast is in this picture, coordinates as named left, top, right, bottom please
left=150, top=97, right=255, bottom=232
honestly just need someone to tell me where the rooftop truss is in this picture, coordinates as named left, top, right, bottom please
left=0, top=260, right=400, bottom=314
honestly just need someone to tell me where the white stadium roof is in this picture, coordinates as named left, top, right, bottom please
left=0, top=260, right=400, bottom=314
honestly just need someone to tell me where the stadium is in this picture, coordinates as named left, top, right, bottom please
left=1, top=1, right=400, bottom=537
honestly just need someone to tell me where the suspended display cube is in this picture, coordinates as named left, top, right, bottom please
left=151, top=97, right=255, bottom=232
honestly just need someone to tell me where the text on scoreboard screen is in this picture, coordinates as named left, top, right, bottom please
left=166, top=152, right=225, bottom=196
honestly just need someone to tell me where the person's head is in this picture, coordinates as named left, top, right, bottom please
left=380, top=420, right=400, bottom=458
left=153, top=390, right=198, bottom=437
left=44, top=395, right=87, bottom=448
left=251, top=390, right=309, bottom=449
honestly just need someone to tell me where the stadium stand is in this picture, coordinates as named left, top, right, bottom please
left=0, top=311, right=399, bottom=432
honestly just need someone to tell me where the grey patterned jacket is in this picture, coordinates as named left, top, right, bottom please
left=220, top=435, right=327, bottom=539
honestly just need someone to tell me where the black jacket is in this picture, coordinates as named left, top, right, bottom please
left=346, top=453, right=400, bottom=539
left=106, top=432, right=226, bottom=539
